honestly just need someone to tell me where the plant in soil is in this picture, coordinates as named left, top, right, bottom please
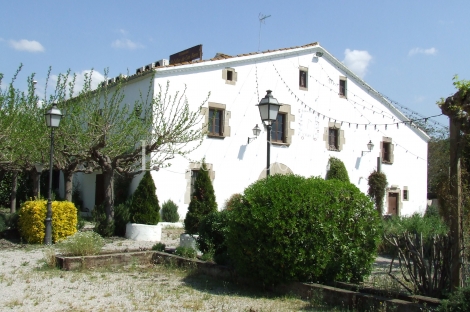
left=56, top=231, right=105, bottom=256
left=129, top=171, right=160, bottom=225
left=184, top=159, right=217, bottom=235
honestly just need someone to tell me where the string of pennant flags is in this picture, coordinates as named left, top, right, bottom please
left=316, top=60, right=448, bottom=130
left=272, top=63, right=444, bottom=131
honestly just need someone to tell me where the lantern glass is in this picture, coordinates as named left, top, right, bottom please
left=252, top=124, right=261, bottom=137
left=44, top=104, right=63, bottom=128
left=257, top=90, right=281, bottom=123
left=367, top=140, right=374, bottom=151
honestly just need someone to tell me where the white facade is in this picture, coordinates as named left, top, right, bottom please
left=78, top=42, right=429, bottom=218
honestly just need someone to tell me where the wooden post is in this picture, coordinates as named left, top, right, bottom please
left=449, top=116, right=462, bottom=289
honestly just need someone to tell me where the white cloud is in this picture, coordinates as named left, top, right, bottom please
left=342, top=49, right=372, bottom=79
left=9, top=39, right=45, bottom=52
left=50, top=70, right=105, bottom=97
left=408, top=47, right=437, bottom=56
left=112, top=38, right=143, bottom=50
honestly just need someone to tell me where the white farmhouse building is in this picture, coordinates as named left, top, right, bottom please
left=76, top=42, right=429, bottom=218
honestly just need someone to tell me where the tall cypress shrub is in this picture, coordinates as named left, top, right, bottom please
left=129, top=171, right=160, bottom=225
left=326, top=157, right=350, bottom=183
left=184, top=160, right=217, bottom=234
left=368, top=170, right=388, bottom=215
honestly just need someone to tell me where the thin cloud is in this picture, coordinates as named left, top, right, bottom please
left=342, top=49, right=372, bottom=79
left=9, top=39, right=45, bottom=52
left=112, top=38, right=144, bottom=50
left=408, top=47, right=437, bottom=56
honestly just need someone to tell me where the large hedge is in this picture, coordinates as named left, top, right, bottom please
left=326, top=157, right=350, bottom=182
left=227, top=174, right=381, bottom=286
left=129, top=171, right=160, bottom=225
left=184, top=160, right=217, bottom=234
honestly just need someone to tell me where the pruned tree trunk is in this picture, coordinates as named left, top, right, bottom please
left=449, top=117, right=463, bottom=289
left=10, top=171, right=18, bottom=213
left=64, top=170, right=73, bottom=202
left=31, top=169, right=39, bottom=199
left=0, top=170, right=5, bottom=184
left=103, top=169, right=114, bottom=223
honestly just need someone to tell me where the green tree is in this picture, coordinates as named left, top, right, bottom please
left=184, top=160, right=217, bottom=234
left=326, top=156, right=349, bottom=183
left=367, top=170, right=388, bottom=215
left=129, top=171, right=159, bottom=225
left=161, top=199, right=179, bottom=222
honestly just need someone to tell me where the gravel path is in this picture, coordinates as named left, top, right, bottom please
left=0, top=229, right=312, bottom=312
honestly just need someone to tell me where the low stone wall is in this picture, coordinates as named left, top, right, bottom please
left=56, top=250, right=440, bottom=311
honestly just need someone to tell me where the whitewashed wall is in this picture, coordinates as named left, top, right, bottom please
left=78, top=45, right=429, bottom=218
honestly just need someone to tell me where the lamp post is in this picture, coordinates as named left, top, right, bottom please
left=34, top=163, right=44, bottom=199
left=44, top=103, right=63, bottom=245
left=257, top=90, right=282, bottom=177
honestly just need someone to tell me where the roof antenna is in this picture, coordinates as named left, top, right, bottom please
left=258, top=13, right=271, bottom=51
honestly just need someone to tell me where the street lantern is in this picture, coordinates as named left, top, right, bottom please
left=257, top=90, right=282, bottom=177
left=247, top=124, right=261, bottom=144
left=362, top=140, right=375, bottom=156
left=44, top=103, right=63, bottom=245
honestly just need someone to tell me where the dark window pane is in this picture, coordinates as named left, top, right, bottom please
left=339, top=79, right=346, bottom=96
left=299, top=70, right=307, bottom=88
left=227, top=70, right=233, bottom=81
left=271, top=114, right=285, bottom=142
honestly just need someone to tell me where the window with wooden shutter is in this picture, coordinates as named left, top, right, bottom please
left=271, top=113, right=286, bottom=143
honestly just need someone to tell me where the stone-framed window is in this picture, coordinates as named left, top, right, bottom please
left=339, top=76, right=347, bottom=98
left=299, top=66, right=308, bottom=91
left=201, top=102, right=231, bottom=138
left=271, top=104, right=295, bottom=146
left=184, top=162, right=215, bottom=204
left=403, top=186, right=409, bottom=201
left=323, top=122, right=345, bottom=151
left=381, top=137, right=394, bottom=164
left=222, top=67, right=237, bottom=85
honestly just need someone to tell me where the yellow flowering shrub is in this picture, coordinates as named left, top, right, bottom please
left=18, top=200, right=77, bottom=244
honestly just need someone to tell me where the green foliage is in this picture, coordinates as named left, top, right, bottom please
left=197, top=210, right=231, bottom=265
left=367, top=170, right=388, bottom=215
left=92, top=203, right=115, bottom=237
left=452, top=74, right=470, bottom=96
left=129, top=171, right=160, bottom=225
left=0, top=214, right=6, bottom=234
left=113, top=199, right=131, bottom=237
left=227, top=174, right=381, bottom=286
left=0, top=171, right=34, bottom=209
left=184, top=160, right=217, bottom=234
left=326, top=157, right=350, bottom=182
left=56, top=231, right=105, bottom=256
left=152, top=242, right=166, bottom=252
left=438, top=285, right=470, bottom=312
left=223, top=193, right=242, bottom=210
left=161, top=199, right=180, bottom=222
left=383, top=213, right=449, bottom=240
left=175, top=246, right=197, bottom=259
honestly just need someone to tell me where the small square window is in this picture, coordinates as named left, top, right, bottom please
left=328, top=128, right=339, bottom=150
left=208, top=108, right=223, bottom=136
left=223, top=68, right=237, bottom=85
left=299, top=70, right=308, bottom=89
left=339, top=78, right=347, bottom=98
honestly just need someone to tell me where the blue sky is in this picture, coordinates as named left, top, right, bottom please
left=1, top=1, right=469, bottom=128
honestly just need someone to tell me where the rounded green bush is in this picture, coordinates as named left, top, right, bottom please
left=161, top=199, right=180, bottom=223
left=227, top=174, right=381, bottom=286
left=326, top=157, right=350, bottom=182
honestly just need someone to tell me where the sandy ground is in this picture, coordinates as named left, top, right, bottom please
left=0, top=227, right=403, bottom=312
